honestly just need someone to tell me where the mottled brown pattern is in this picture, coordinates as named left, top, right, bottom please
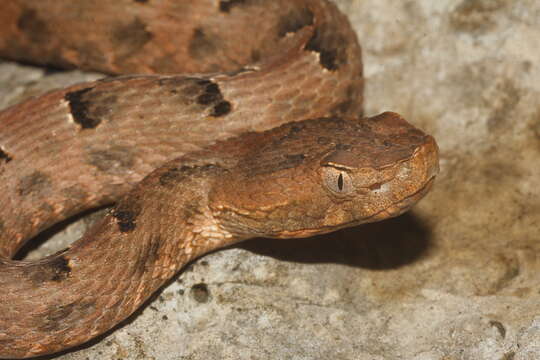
left=111, top=18, right=153, bottom=56
left=133, top=235, right=162, bottom=275
left=86, top=145, right=135, bottom=174
left=23, top=255, right=72, bottom=285
left=158, top=166, right=189, bottom=186
left=61, top=187, right=88, bottom=201
left=155, top=77, right=232, bottom=116
left=0, top=1, right=439, bottom=358
left=250, top=153, right=307, bottom=176
left=17, top=171, right=51, bottom=197
left=16, top=8, right=49, bottom=44
left=189, top=28, right=219, bottom=59
left=38, top=301, right=96, bottom=332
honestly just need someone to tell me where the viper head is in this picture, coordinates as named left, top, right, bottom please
left=209, top=112, right=439, bottom=238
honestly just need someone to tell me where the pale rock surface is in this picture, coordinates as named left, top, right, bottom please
left=0, top=0, right=539, bottom=359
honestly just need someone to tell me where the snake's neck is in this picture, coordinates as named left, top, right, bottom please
left=0, top=159, right=238, bottom=359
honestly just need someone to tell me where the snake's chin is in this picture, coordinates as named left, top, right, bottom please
left=375, top=175, right=436, bottom=220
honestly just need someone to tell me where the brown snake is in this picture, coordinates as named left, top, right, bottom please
left=0, top=0, right=439, bottom=358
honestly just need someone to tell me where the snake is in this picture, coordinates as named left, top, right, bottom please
left=0, top=0, right=439, bottom=358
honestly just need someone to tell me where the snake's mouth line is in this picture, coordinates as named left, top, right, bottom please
left=381, top=176, right=436, bottom=218
left=275, top=176, right=436, bottom=239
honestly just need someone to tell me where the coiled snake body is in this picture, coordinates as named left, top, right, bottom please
left=0, top=0, right=439, bottom=358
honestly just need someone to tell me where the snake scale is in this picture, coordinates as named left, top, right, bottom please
left=0, top=0, right=439, bottom=358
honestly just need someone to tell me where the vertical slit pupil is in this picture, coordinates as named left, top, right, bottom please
left=338, top=173, right=344, bottom=191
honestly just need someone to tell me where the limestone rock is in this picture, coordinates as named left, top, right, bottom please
left=0, top=1, right=538, bottom=359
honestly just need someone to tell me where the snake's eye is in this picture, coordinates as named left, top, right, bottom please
left=322, top=167, right=354, bottom=195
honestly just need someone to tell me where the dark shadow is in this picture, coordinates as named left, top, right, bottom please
left=239, top=212, right=434, bottom=270
left=42, top=66, right=70, bottom=76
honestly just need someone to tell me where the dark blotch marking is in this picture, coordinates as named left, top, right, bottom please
left=134, top=236, right=161, bottom=275
left=39, top=301, right=95, bottom=332
left=306, top=30, right=337, bottom=70
left=189, top=79, right=232, bottom=117
left=87, top=145, right=135, bottom=175
left=191, top=283, right=210, bottom=303
left=65, top=87, right=101, bottom=129
left=48, top=256, right=71, bottom=281
left=134, top=0, right=149, bottom=3
left=211, top=101, right=232, bottom=117
left=159, top=166, right=190, bottom=187
left=25, top=254, right=72, bottom=285
left=159, top=164, right=220, bottom=187
left=277, top=8, right=314, bottom=37
left=76, top=40, right=108, bottom=67
left=197, top=93, right=219, bottom=105
left=275, top=153, right=306, bottom=171
left=251, top=49, right=261, bottom=62
left=335, top=143, right=352, bottom=151
left=18, top=171, right=51, bottom=197
left=196, top=82, right=221, bottom=105
left=219, top=0, right=247, bottom=12
left=112, top=209, right=137, bottom=232
left=189, top=28, right=218, bottom=59
left=305, top=27, right=346, bottom=71
left=111, top=18, right=153, bottom=59
left=39, top=304, right=76, bottom=331
left=112, top=197, right=142, bottom=233
left=0, top=147, right=12, bottom=163
left=157, top=77, right=232, bottom=117
left=17, top=8, right=50, bottom=43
